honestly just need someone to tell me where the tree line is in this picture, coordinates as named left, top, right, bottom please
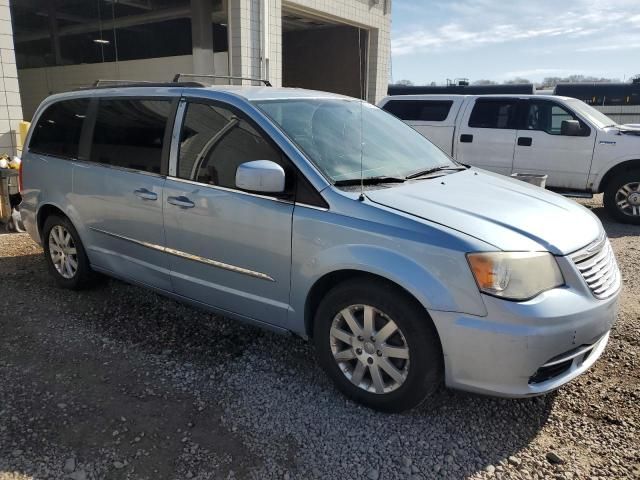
left=393, top=75, right=639, bottom=88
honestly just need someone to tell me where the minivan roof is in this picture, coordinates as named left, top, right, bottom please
left=52, top=84, right=352, bottom=103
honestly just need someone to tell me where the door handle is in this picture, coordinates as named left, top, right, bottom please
left=460, top=134, right=473, bottom=143
left=167, top=196, right=195, bottom=209
left=134, top=188, right=158, bottom=201
left=518, top=137, right=533, bottom=147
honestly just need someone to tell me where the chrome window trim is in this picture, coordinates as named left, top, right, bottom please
left=89, top=227, right=275, bottom=282
left=167, top=175, right=294, bottom=205
left=30, top=150, right=82, bottom=163
left=70, top=158, right=166, bottom=179
left=295, top=202, right=329, bottom=212
left=169, top=98, right=187, bottom=177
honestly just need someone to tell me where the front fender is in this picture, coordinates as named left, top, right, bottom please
left=590, top=154, right=640, bottom=192
left=289, top=229, right=488, bottom=335
left=312, top=244, right=477, bottom=310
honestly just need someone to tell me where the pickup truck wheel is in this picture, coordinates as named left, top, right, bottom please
left=313, top=279, right=443, bottom=412
left=604, top=170, right=640, bottom=225
left=43, top=214, right=99, bottom=289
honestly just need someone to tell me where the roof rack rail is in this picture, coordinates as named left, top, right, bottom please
left=173, top=73, right=272, bottom=87
left=76, top=79, right=205, bottom=91
left=93, top=79, right=156, bottom=87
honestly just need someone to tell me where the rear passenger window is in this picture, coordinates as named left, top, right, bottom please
left=29, top=99, right=89, bottom=159
left=178, top=102, right=283, bottom=189
left=469, top=100, right=518, bottom=129
left=90, top=99, right=172, bottom=173
left=382, top=100, right=452, bottom=121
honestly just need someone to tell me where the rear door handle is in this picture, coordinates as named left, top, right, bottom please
left=460, top=134, right=473, bottom=143
left=134, top=188, right=158, bottom=201
left=518, top=137, right=533, bottom=147
left=167, top=196, right=195, bottom=209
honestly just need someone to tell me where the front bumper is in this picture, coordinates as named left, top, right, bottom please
left=429, top=284, right=619, bottom=397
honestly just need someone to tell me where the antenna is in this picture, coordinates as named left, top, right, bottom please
left=359, top=99, right=365, bottom=201
left=358, top=28, right=365, bottom=202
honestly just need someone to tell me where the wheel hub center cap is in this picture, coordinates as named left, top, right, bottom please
left=363, top=342, right=376, bottom=355
left=629, top=192, right=640, bottom=206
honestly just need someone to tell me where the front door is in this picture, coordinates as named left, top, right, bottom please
left=163, top=99, right=293, bottom=328
left=73, top=97, right=175, bottom=291
left=513, top=100, right=596, bottom=190
left=455, top=98, right=519, bottom=175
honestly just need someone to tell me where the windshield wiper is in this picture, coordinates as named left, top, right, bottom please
left=334, top=176, right=406, bottom=186
left=405, top=165, right=466, bottom=180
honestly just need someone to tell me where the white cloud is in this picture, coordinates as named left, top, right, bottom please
left=392, top=0, right=640, bottom=56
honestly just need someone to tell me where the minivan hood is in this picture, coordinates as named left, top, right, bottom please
left=366, top=169, right=601, bottom=255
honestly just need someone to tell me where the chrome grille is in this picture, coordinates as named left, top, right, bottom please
left=570, top=235, right=620, bottom=299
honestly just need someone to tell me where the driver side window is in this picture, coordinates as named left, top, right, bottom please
left=178, top=102, right=284, bottom=188
left=525, top=101, right=584, bottom=136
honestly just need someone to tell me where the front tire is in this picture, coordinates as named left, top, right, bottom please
left=42, top=214, right=98, bottom=289
left=313, top=279, right=443, bottom=412
left=603, top=170, right=640, bottom=225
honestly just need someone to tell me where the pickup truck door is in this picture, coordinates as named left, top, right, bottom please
left=512, top=99, right=595, bottom=190
left=455, top=98, right=518, bottom=175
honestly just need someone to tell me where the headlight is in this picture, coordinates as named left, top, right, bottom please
left=467, top=252, right=564, bottom=301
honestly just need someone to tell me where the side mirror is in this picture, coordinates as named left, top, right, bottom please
left=235, top=160, right=286, bottom=194
left=561, top=119, right=583, bottom=136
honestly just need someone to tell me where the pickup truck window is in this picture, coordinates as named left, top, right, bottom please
left=468, top=99, right=518, bottom=129
left=524, top=101, right=589, bottom=136
left=382, top=100, right=453, bottom=122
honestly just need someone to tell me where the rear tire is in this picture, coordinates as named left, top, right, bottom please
left=313, top=278, right=443, bottom=412
left=42, top=214, right=98, bottom=289
left=603, top=169, right=640, bottom=225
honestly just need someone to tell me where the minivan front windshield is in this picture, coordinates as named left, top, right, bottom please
left=254, top=98, right=458, bottom=183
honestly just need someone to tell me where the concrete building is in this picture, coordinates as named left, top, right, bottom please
left=0, top=0, right=391, bottom=156
left=0, top=1, right=21, bottom=157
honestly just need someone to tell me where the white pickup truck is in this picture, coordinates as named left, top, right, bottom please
left=378, top=94, right=640, bottom=224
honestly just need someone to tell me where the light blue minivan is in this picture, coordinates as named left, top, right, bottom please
left=20, top=83, right=621, bottom=412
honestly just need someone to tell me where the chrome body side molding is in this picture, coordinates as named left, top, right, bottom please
left=89, top=227, right=275, bottom=282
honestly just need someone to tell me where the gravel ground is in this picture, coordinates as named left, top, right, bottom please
left=0, top=195, right=639, bottom=480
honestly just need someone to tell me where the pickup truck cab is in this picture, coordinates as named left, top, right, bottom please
left=379, top=94, right=640, bottom=224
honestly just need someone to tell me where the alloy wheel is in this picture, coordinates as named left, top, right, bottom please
left=329, top=304, right=410, bottom=394
left=615, top=182, right=640, bottom=217
left=48, top=225, right=78, bottom=279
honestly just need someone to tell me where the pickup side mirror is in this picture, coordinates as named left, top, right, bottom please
left=561, top=119, right=584, bottom=136
left=235, top=160, right=286, bottom=193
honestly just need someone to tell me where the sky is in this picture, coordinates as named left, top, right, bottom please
left=391, top=0, right=640, bottom=85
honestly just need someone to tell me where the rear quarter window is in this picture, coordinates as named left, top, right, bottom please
left=29, top=99, right=90, bottom=159
left=90, top=98, right=172, bottom=174
left=468, top=99, right=518, bottom=129
left=382, top=100, right=453, bottom=121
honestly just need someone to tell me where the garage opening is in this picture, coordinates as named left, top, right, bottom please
left=282, top=10, right=368, bottom=99
left=10, top=0, right=229, bottom=120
